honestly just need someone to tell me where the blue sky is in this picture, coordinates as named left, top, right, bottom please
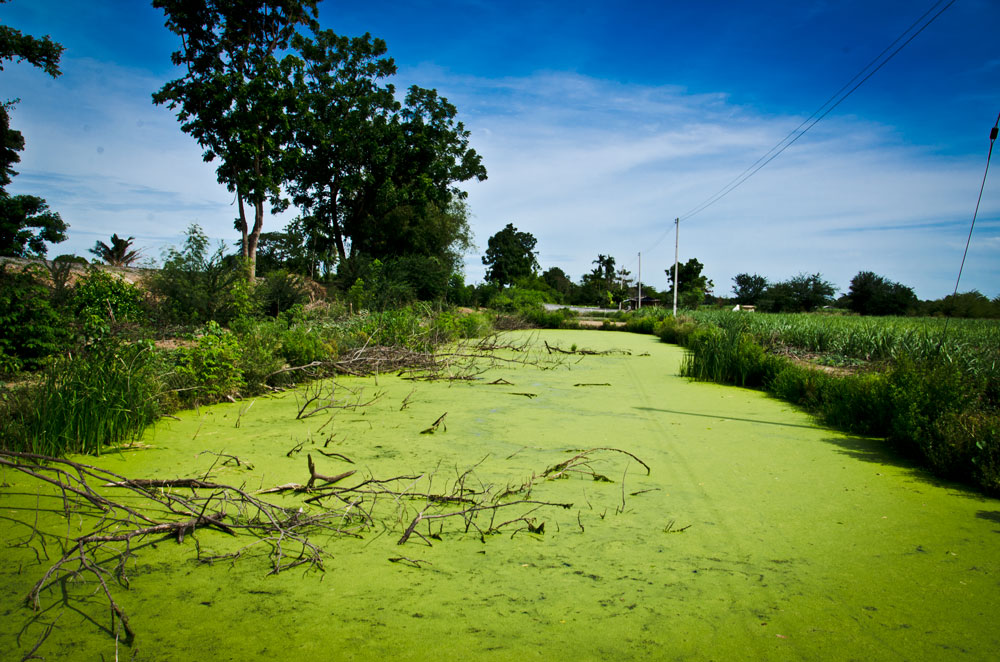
left=3, top=0, right=998, bottom=299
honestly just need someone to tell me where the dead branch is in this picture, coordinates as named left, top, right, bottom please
left=420, top=412, right=448, bottom=434
left=543, top=447, right=651, bottom=480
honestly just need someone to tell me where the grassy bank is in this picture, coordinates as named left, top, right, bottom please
left=612, top=308, right=1000, bottom=494
left=0, top=304, right=494, bottom=455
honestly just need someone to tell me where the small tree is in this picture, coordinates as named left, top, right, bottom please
left=482, top=223, right=538, bottom=287
left=665, top=258, right=713, bottom=308
left=732, top=273, right=768, bottom=305
left=90, top=234, right=142, bottom=267
left=0, top=194, right=66, bottom=257
left=845, top=271, right=916, bottom=316
left=148, top=224, right=246, bottom=324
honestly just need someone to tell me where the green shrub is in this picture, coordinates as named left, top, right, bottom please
left=72, top=269, right=145, bottom=338
left=148, top=224, right=245, bottom=324
left=0, top=264, right=69, bottom=371
left=230, top=317, right=286, bottom=393
left=654, top=314, right=698, bottom=345
left=258, top=269, right=312, bottom=317
left=171, top=321, right=245, bottom=404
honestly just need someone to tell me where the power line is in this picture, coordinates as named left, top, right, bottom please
left=676, top=0, right=957, bottom=224
left=940, top=110, right=999, bottom=341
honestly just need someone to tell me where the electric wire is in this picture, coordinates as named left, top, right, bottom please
left=940, top=110, right=999, bottom=343
left=675, top=0, right=956, bottom=224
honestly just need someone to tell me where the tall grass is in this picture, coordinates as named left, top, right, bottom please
left=1, top=340, right=163, bottom=455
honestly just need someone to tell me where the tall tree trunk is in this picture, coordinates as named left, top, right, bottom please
left=247, top=199, right=264, bottom=281
left=236, top=190, right=249, bottom=258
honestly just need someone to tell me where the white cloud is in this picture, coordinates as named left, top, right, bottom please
left=408, top=69, right=998, bottom=298
left=6, top=56, right=997, bottom=298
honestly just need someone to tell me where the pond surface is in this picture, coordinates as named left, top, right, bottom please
left=1, top=330, right=997, bottom=661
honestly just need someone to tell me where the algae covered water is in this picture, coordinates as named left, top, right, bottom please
left=1, top=330, right=997, bottom=660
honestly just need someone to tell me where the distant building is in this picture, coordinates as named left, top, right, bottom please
left=627, top=296, right=661, bottom=309
left=732, top=304, right=756, bottom=312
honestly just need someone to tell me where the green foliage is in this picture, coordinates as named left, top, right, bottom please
left=0, top=193, right=67, bottom=257
left=665, top=258, right=713, bottom=308
left=148, top=224, right=245, bottom=324
left=72, top=269, right=145, bottom=338
left=483, top=223, right=539, bottom=286
left=257, top=269, right=312, bottom=317
left=541, top=266, right=576, bottom=301
left=918, top=290, right=1000, bottom=319
left=171, top=322, right=245, bottom=405
left=429, top=310, right=492, bottom=342
left=0, top=339, right=161, bottom=455
left=0, top=263, right=68, bottom=371
left=653, top=314, right=699, bottom=345
left=845, top=271, right=916, bottom=316
left=758, top=273, right=836, bottom=313
left=731, top=273, right=767, bottom=305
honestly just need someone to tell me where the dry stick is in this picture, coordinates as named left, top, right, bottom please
left=388, top=556, right=431, bottom=568
left=420, top=412, right=447, bottom=434
left=314, top=450, right=354, bottom=463
left=306, top=454, right=357, bottom=489
left=397, top=500, right=573, bottom=545
left=544, top=447, right=651, bottom=478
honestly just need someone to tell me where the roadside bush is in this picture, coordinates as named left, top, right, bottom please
left=654, top=314, right=698, bottom=345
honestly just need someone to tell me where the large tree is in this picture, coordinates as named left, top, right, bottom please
left=152, top=0, right=318, bottom=279
left=284, top=29, right=398, bottom=264
left=342, top=85, right=486, bottom=265
left=482, top=223, right=538, bottom=287
left=0, top=4, right=67, bottom=257
left=845, top=271, right=916, bottom=316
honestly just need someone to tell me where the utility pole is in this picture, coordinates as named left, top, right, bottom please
left=672, top=217, right=679, bottom=316
left=637, top=252, right=642, bottom=309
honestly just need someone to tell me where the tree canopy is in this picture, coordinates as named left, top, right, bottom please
left=666, top=258, right=713, bottom=308
left=152, top=0, right=320, bottom=279
left=90, top=234, right=142, bottom=267
left=732, top=273, right=768, bottom=305
left=482, top=223, right=538, bottom=287
left=845, top=271, right=916, bottom=316
left=154, top=3, right=485, bottom=282
left=758, top=273, right=836, bottom=312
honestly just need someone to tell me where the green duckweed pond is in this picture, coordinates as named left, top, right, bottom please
left=1, top=329, right=998, bottom=661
